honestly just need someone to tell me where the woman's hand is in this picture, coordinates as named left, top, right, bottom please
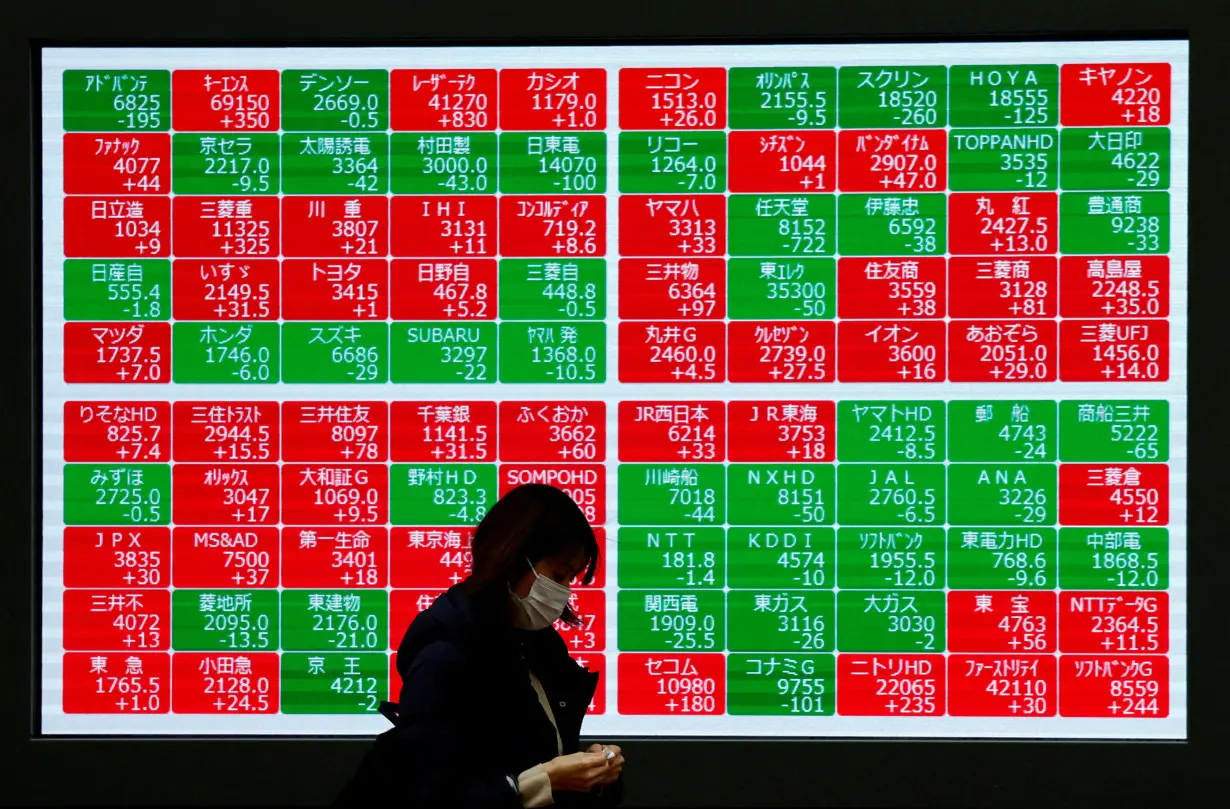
left=585, top=744, right=624, bottom=785
left=542, top=751, right=611, bottom=793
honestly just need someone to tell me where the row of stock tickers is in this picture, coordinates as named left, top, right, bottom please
left=55, top=59, right=1176, bottom=724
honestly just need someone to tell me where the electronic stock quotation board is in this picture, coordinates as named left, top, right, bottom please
left=39, top=40, right=1187, bottom=738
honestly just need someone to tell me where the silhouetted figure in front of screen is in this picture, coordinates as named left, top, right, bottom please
left=333, top=483, right=625, bottom=808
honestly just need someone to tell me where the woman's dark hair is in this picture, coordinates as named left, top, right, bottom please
left=463, top=483, right=599, bottom=626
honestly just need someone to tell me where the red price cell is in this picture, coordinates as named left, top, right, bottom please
left=390, top=528, right=474, bottom=589
left=619, top=322, right=725, bottom=383
left=64, top=133, right=169, bottom=195
left=619, top=68, right=726, bottom=130
left=499, top=196, right=605, bottom=258
left=64, top=322, right=169, bottom=384
left=63, top=527, right=169, bottom=588
left=1059, top=591, right=1168, bottom=654
left=390, top=259, right=496, bottom=320
left=171, top=70, right=280, bottom=131
left=838, top=129, right=947, bottom=192
left=727, top=400, right=835, bottom=463
left=1059, top=655, right=1168, bottom=718
left=947, top=591, right=1056, bottom=654
left=390, top=69, right=498, bottom=131
left=282, top=259, right=388, bottom=320
left=835, top=654, right=945, bottom=716
left=63, top=652, right=170, bottom=714
left=171, top=197, right=279, bottom=259
left=1058, top=463, right=1169, bottom=526
left=172, top=401, right=278, bottom=463
left=172, top=527, right=279, bottom=588
left=390, top=590, right=449, bottom=653
left=499, top=69, right=606, bottom=130
left=728, top=131, right=836, bottom=193
left=498, top=401, right=605, bottom=462
left=282, top=401, right=388, bottom=463
left=1060, top=63, right=1171, bottom=126
left=575, top=652, right=606, bottom=714
left=282, top=197, right=388, bottom=259
left=948, top=193, right=1057, bottom=255
left=618, top=195, right=724, bottom=257
left=728, top=321, right=834, bottom=383
left=949, top=257, right=1057, bottom=318
left=281, top=464, right=389, bottom=526
left=948, top=320, right=1058, bottom=382
left=836, top=320, right=946, bottom=382
left=499, top=465, right=605, bottom=525
left=64, top=401, right=169, bottom=463
left=947, top=654, right=1057, bottom=717
left=554, top=589, right=606, bottom=653
left=391, top=196, right=496, bottom=258
left=836, top=257, right=946, bottom=319
left=172, top=259, right=280, bottom=321
left=577, top=529, right=606, bottom=589
left=617, top=653, right=726, bottom=714
left=1059, top=256, right=1168, bottom=318
left=282, top=526, right=388, bottom=588
left=171, top=652, right=281, bottom=714
left=618, top=400, right=725, bottom=463
left=1059, top=319, right=1169, bottom=382
left=389, top=401, right=497, bottom=463
left=173, top=464, right=279, bottom=526
left=390, top=654, right=402, bottom=703
left=618, top=259, right=726, bottom=319
left=63, top=589, right=170, bottom=651
left=64, top=196, right=170, bottom=258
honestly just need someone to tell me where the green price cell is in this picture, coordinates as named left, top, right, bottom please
left=1059, top=400, right=1169, bottom=462
left=1058, top=528, right=1168, bottom=590
left=172, top=322, right=279, bottom=384
left=1059, top=128, right=1170, bottom=191
left=282, top=322, right=388, bottom=384
left=281, top=70, right=388, bottom=132
left=727, top=258, right=835, bottom=320
left=948, top=528, right=1056, bottom=589
left=390, top=464, right=496, bottom=526
left=618, top=132, right=725, bottom=193
left=616, top=590, right=725, bottom=652
left=281, top=590, right=388, bottom=652
left=728, top=590, right=834, bottom=653
left=837, top=66, right=948, bottom=128
left=616, top=527, right=725, bottom=589
left=948, top=65, right=1058, bottom=127
left=63, top=464, right=170, bottom=526
left=836, top=590, right=945, bottom=652
left=729, top=67, right=836, bottom=130
left=171, top=590, right=278, bottom=651
left=729, top=195, right=836, bottom=257
left=1059, top=192, right=1169, bottom=254
left=281, top=652, right=387, bottom=714
left=726, top=527, right=834, bottom=590
left=727, top=654, right=835, bottom=716
left=617, top=464, right=725, bottom=526
left=948, top=129, right=1058, bottom=191
left=836, top=527, right=946, bottom=590
left=501, top=133, right=606, bottom=194
left=837, top=194, right=946, bottom=256
left=63, top=70, right=170, bottom=131
left=498, top=323, right=605, bottom=383
left=948, top=400, right=1056, bottom=462
left=498, top=259, right=605, bottom=321
left=947, top=464, right=1057, bottom=526
left=172, top=134, right=279, bottom=194
left=837, top=401, right=944, bottom=462
left=391, top=132, right=497, bottom=194
left=390, top=322, right=496, bottom=383
left=727, top=464, right=835, bottom=526
left=283, top=132, right=388, bottom=194
left=64, top=259, right=169, bottom=321
left=837, top=464, right=945, bottom=526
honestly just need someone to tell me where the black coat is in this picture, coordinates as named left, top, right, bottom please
left=333, top=585, right=623, bottom=808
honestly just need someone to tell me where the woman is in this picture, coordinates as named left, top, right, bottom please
left=334, top=483, right=625, bottom=807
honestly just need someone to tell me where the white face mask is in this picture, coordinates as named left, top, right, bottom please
left=513, top=558, right=572, bottom=630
